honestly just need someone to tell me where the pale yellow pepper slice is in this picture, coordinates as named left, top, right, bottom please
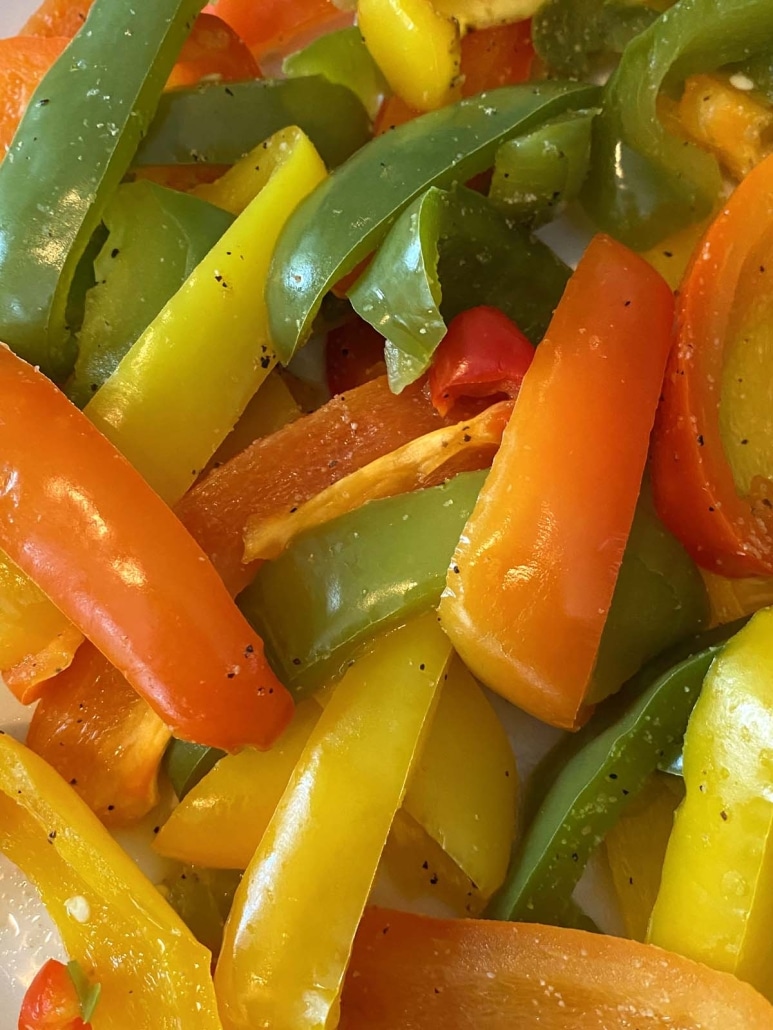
left=648, top=608, right=773, bottom=999
left=433, top=0, right=546, bottom=29
left=0, top=733, right=221, bottom=1030
left=215, top=615, right=452, bottom=1030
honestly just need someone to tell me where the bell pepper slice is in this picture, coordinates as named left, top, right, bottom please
left=166, top=12, right=261, bottom=89
left=583, top=0, right=773, bottom=251
left=432, top=0, right=545, bottom=29
left=459, top=19, right=534, bottom=97
left=701, top=570, right=773, bottom=625
left=439, top=235, right=674, bottom=728
left=86, top=126, right=325, bottom=506
left=348, top=185, right=570, bottom=392
left=325, top=318, right=387, bottom=395
left=135, top=76, right=370, bottom=172
left=18, top=959, right=95, bottom=1030
left=266, top=79, right=600, bottom=364
left=357, top=0, right=461, bottom=113
left=283, top=27, right=389, bottom=121
left=0, top=733, right=222, bottom=1028
left=22, top=0, right=92, bottom=37
left=0, top=35, right=67, bottom=157
left=202, top=0, right=344, bottom=59
left=67, top=181, right=234, bottom=408
left=651, top=150, right=773, bottom=577
left=214, top=616, right=453, bottom=1030
left=428, top=306, right=534, bottom=416
left=0, top=346, right=291, bottom=752
left=487, top=619, right=746, bottom=925
left=243, top=400, right=512, bottom=561
left=0, top=0, right=208, bottom=380
left=648, top=607, right=773, bottom=998
left=338, top=907, right=773, bottom=1029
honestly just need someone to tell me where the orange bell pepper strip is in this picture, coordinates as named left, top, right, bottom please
left=439, top=235, right=674, bottom=729
left=651, top=150, right=773, bottom=578
left=374, top=94, right=419, bottom=136
left=0, top=347, right=291, bottom=752
left=0, top=36, right=67, bottom=157
left=165, top=13, right=262, bottom=89
left=460, top=19, right=535, bottom=98
left=203, top=0, right=345, bottom=58
left=18, top=960, right=94, bottom=1030
left=22, top=0, right=92, bottom=37
left=325, top=319, right=386, bottom=395
left=338, top=908, right=773, bottom=1029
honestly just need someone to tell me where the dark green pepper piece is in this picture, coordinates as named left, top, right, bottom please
left=487, top=618, right=749, bottom=925
left=164, top=738, right=225, bottom=800
left=67, top=181, right=233, bottom=408
left=135, top=77, right=371, bottom=172
left=266, top=81, right=600, bottom=365
left=349, top=185, right=570, bottom=392
left=163, top=866, right=241, bottom=956
left=0, top=0, right=206, bottom=379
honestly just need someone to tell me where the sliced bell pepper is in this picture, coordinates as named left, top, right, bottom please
left=0, top=0, right=208, bottom=379
left=267, top=79, right=600, bottom=364
left=357, top=0, right=461, bottom=113
left=651, top=150, right=773, bottom=577
left=205, top=372, right=301, bottom=473
left=338, top=907, right=773, bottom=1029
left=325, top=319, right=387, bottom=395
left=243, top=400, right=512, bottom=561
left=459, top=20, right=534, bottom=98
left=0, top=346, right=291, bottom=752
left=18, top=959, right=94, bottom=1030
left=432, top=0, right=545, bottom=29
left=214, top=616, right=453, bottom=1030
left=583, top=0, right=773, bottom=251
left=22, top=0, right=93, bottom=37
left=0, top=36, right=67, bottom=158
left=428, top=306, right=534, bottom=416
left=162, top=866, right=242, bottom=960
left=203, top=0, right=344, bottom=59
left=166, top=12, right=261, bottom=89
left=135, top=76, right=370, bottom=172
left=348, top=185, right=570, bottom=392
left=701, top=570, right=773, bottom=625
left=648, top=607, right=773, bottom=998
left=374, top=94, right=419, bottom=136
left=439, top=235, right=674, bottom=728
left=0, top=733, right=222, bottom=1029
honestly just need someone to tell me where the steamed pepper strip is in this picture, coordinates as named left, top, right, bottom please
left=583, top=0, right=773, bottom=251
left=338, top=907, right=773, bottom=1029
left=439, top=235, right=675, bottom=729
left=648, top=608, right=773, bottom=998
left=0, top=0, right=207, bottom=379
left=214, top=616, right=453, bottom=1030
left=19, top=958, right=97, bottom=1030
left=0, top=733, right=222, bottom=1030
left=0, top=346, right=291, bottom=753
left=0, top=35, right=67, bottom=156
left=202, top=0, right=344, bottom=59
left=459, top=19, right=535, bottom=97
left=266, top=80, right=600, bottom=364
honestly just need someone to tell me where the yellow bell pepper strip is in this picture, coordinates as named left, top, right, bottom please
left=86, top=126, right=326, bottom=506
left=214, top=616, right=452, bottom=1030
left=648, top=607, right=773, bottom=998
left=338, top=907, right=773, bottom=1030
left=0, top=732, right=222, bottom=1030
left=357, top=0, right=461, bottom=113
left=678, top=74, right=773, bottom=181
left=439, top=235, right=675, bottom=729
left=432, top=0, right=546, bottom=30
left=605, top=773, right=683, bottom=941
left=701, top=570, right=773, bottom=625
left=243, top=400, right=512, bottom=561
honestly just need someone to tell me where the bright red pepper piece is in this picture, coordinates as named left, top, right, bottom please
left=18, top=960, right=88, bottom=1030
left=460, top=20, right=535, bottom=98
left=165, top=13, right=262, bottom=89
left=203, top=0, right=344, bottom=59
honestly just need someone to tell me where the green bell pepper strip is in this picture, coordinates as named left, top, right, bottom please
left=283, top=27, right=389, bottom=121
left=488, top=111, right=596, bottom=227
left=487, top=618, right=749, bottom=925
left=164, top=739, right=225, bottom=800
left=68, top=181, right=233, bottom=408
left=348, top=186, right=570, bottom=393
left=164, top=866, right=242, bottom=958
left=0, top=0, right=206, bottom=380
left=135, top=76, right=371, bottom=172
left=583, top=0, right=773, bottom=251
left=532, top=0, right=660, bottom=80
left=266, top=81, right=601, bottom=365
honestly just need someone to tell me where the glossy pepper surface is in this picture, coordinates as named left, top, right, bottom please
left=215, top=616, right=453, bottom=1030
left=18, top=958, right=94, bottom=1030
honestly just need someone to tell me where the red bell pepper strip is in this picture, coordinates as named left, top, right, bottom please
left=338, top=908, right=773, bottom=1029
left=22, top=0, right=92, bottom=37
left=0, top=347, right=291, bottom=752
left=428, top=305, right=534, bottom=417
left=326, top=318, right=387, bottom=396
left=460, top=20, right=535, bottom=98
left=651, top=150, right=773, bottom=578
left=165, top=13, right=262, bottom=89
left=203, top=0, right=345, bottom=58
left=0, top=36, right=67, bottom=158
left=439, top=235, right=674, bottom=729
left=18, top=960, right=89, bottom=1030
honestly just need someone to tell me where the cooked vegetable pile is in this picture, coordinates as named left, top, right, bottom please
left=3, top=0, right=773, bottom=1027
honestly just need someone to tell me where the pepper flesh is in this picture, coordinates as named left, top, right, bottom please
left=439, top=235, right=674, bottom=728
left=0, top=35, right=66, bottom=156
left=0, top=734, right=222, bottom=1030
left=202, top=0, right=344, bottom=58
left=214, top=616, right=453, bottom=1030
left=18, top=959, right=91, bottom=1030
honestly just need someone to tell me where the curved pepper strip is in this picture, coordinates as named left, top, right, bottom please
left=649, top=608, right=773, bottom=999
left=19, top=958, right=97, bottom=1030
left=701, top=570, right=773, bottom=625
left=0, top=347, right=291, bottom=753
left=214, top=616, right=452, bottom=1030
left=22, top=0, right=93, bottom=37
left=348, top=185, right=570, bottom=392
left=459, top=20, right=535, bottom=98
left=487, top=619, right=746, bottom=925
left=202, top=0, right=344, bottom=59
left=165, top=12, right=261, bottom=89
left=439, top=236, right=675, bottom=728
left=0, top=35, right=67, bottom=156
left=135, top=77, right=370, bottom=172
left=583, top=0, right=773, bottom=251
left=0, top=733, right=222, bottom=1030
left=338, top=907, right=773, bottom=1029
left=651, top=150, right=773, bottom=577
left=432, top=0, right=545, bottom=28
left=266, top=80, right=600, bottom=364
left=0, top=0, right=207, bottom=379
